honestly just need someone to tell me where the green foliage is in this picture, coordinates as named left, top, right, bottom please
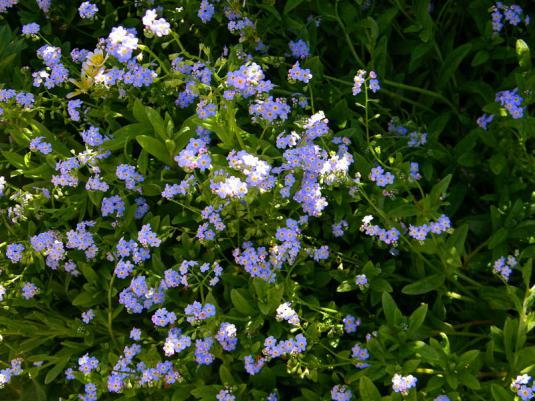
left=0, top=0, right=534, bottom=401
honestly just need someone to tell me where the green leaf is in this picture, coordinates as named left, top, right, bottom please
left=133, top=98, right=150, bottom=125
left=439, top=43, right=472, bottom=87
left=2, top=150, right=26, bottom=168
left=503, top=317, right=516, bottom=363
left=145, top=107, right=167, bottom=140
left=488, top=153, right=506, bottom=175
left=104, top=123, right=151, bottom=151
left=402, top=274, right=445, bottom=295
left=460, top=373, right=480, bottom=390
left=430, top=174, right=452, bottom=205
left=382, top=291, right=402, bottom=326
left=284, top=0, right=305, bottom=14
left=471, top=50, right=489, bottom=67
left=300, top=388, right=321, bottom=401
left=458, top=350, right=480, bottom=367
left=491, top=383, right=513, bottom=401
left=79, top=263, right=99, bottom=285
left=173, top=385, right=195, bottom=401
left=219, top=364, right=234, bottom=385
left=72, top=290, right=101, bottom=307
left=446, top=224, right=469, bottom=257
left=230, top=289, right=255, bottom=315
left=336, top=280, right=356, bottom=292
left=488, top=227, right=508, bottom=249
left=191, top=386, right=218, bottom=400
left=359, top=377, right=381, bottom=401
left=407, top=303, right=428, bottom=336
left=516, top=39, right=531, bottom=70
left=136, top=135, right=173, bottom=165
left=44, top=356, right=70, bottom=384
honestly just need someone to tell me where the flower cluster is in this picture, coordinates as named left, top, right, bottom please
left=360, top=215, right=400, bottom=246
left=408, top=131, right=427, bottom=147
left=408, top=215, right=451, bottom=241
left=410, top=162, right=422, bottom=180
left=197, top=205, right=226, bottom=242
left=22, top=22, right=40, bottom=35
left=343, top=314, right=361, bottom=333
left=288, top=61, right=312, bottom=83
left=288, top=39, right=310, bottom=59
left=81, top=309, right=95, bottom=324
left=78, top=353, right=99, bottom=374
left=477, top=113, right=494, bottom=130
left=175, top=127, right=212, bottom=172
left=331, top=385, right=352, bottom=401
left=215, top=322, right=238, bottom=351
left=195, top=336, right=214, bottom=365
left=351, top=343, right=370, bottom=368
left=0, top=0, right=18, bottom=13
left=30, top=136, right=52, bottom=155
left=275, top=302, right=300, bottom=326
left=52, top=159, right=81, bottom=189
left=138, top=224, right=160, bottom=248
left=332, top=220, right=349, bottom=237
left=119, top=275, right=165, bottom=314
left=143, top=9, right=171, bottom=37
left=198, top=0, right=215, bottom=23
left=33, top=45, right=70, bottom=89
left=106, top=26, right=139, bottom=63
left=388, top=118, right=409, bottom=136
left=225, top=7, right=255, bottom=40
left=227, top=150, right=275, bottom=191
left=68, top=99, right=83, bottom=121
left=490, top=3, right=529, bottom=32
left=161, top=175, right=196, bottom=199
left=163, top=328, right=192, bottom=356
left=312, top=245, right=329, bottom=262
left=21, top=282, right=39, bottom=299
left=101, top=195, right=125, bottom=218
left=152, top=308, right=177, bottom=327
left=352, top=70, right=380, bottom=95
left=0, top=88, right=35, bottom=109
left=184, top=301, right=216, bottom=324
left=244, top=355, right=266, bottom=375
left=492, top=254, right=518, bottom=281
left=79, top=1, right=98, bottom=19
left=496, top=88, right=524, bottom=119
left=210, top=174, right=248, bottom=199
left=130, top=328, right=141, bottom=341
left=196, top=100, right=217, bottom=120
left=116, top=164, right=144, bottom=191
left=392, top=373, right=418, bottom=395
left=511, top=374, right=534, bottom=401
left=263, top=333, right=307, bottom=359
left=356, top=274, right=368, bottom=288
left=225, top=62, right=272, bottom=100
left=233, top=218, right=305, bottom=282
left=114, top=236, right=153, bottom=279
left=0, top=359, right=23, bottom=388
left=217, top=388, right=235, bottom=401
left=6, top=243, right=24, bottom=263
left=249, top=96, right=291, bottom=123
left=370, top=166, right=395, bottom=187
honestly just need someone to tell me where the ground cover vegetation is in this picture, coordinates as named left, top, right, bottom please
left=0, top=0, right=534, bottom=400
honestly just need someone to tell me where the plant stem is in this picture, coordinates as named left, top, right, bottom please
left=382, top=79, right=458, bottom=115
left=108, top=273, right=118, bottom=348
left=334, top=1, right=364, bottom=67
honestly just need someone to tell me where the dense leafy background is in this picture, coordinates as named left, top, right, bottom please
left=0, top=1, right=534, bottom=401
